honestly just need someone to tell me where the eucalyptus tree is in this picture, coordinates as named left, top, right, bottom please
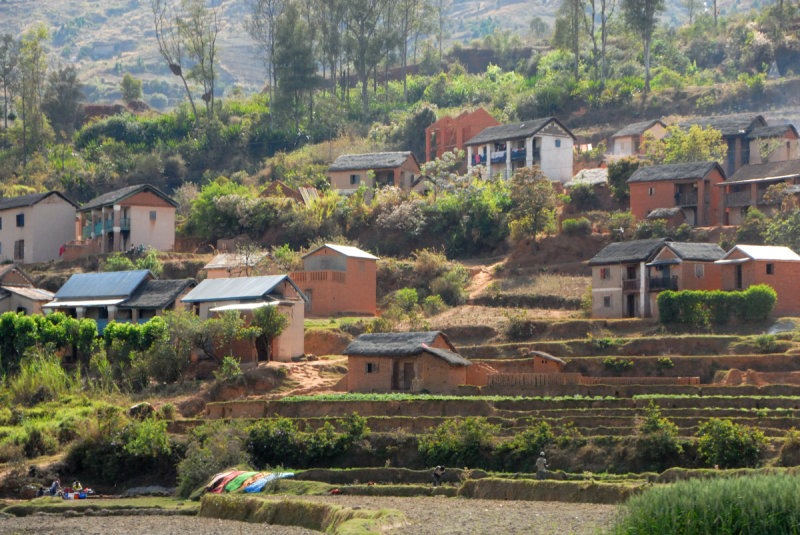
left=622, top=0, right=664, bottom=93
left=179, top=0, right=220, bottom=119
left=152, top=0, right=198, bottom=123
left=17, top=25, right=49, bottom=166
left=0, top=34, right=18, bottom=130
left=244, top=0, right=286, bottom=117
left=343, top=0, right=388, bottom=117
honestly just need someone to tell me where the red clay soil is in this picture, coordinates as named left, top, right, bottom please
left=717, top=369, right=800, bottom=387
left=505, top=234, right=607, bottom=275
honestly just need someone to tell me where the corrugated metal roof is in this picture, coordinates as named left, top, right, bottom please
left=721, top=245, right=800, bottom=262
left=53, top=270, right=152, bottom=299
left=727, top=160, right=800, bottom=184
left=181, top=275, right=306, bottom=303
left=209, top=302, right=279, bottom=312
left=44, top=298, right=126, bottom=308
left=303, top=244, right=379, bottom=260
left=204, top=252, right=268, bottom=270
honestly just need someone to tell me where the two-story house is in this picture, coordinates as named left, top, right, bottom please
left=464, top=117, right=576, bottom=182
left=715, top=244, right=800, bottom=316
left=746, top=124, right=800, bottom=165
left=328, top=152, right=421, bottom=194
left=0, top=191, right=78, bottom=264
left=609, top=119, right=667, bottom=158
left=180, top=275, right=307, bottom=361
left=290, top=243, right=378, bottom=317
left=679, top=114, right=767, bottom=175
left=425, top=108, right=500, bottom=161
left=76, top=184, right=177, bottom=254
left=720, top=160, right=800, bottom=225
left=589, top=238, right=669, bottom=318
left=627, top=161, right=726, bottom=227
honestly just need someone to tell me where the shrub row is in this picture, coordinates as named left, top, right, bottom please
left=657, top=285, right=777, bottom=326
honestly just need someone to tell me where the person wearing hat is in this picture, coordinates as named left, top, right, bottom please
left=535, top=452, right=547, bottom=480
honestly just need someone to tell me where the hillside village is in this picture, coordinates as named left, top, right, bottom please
left=6, top=2, right=800, bottom=533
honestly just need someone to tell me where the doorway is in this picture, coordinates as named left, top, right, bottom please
left=736, top=264, right=743, bottom=290
left=626, top=293, right=636, bottom=318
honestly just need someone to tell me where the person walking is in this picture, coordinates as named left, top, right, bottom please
left=535, top=452, right=548, bottom=480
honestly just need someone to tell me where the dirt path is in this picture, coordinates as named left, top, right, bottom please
left=273, top=359, right=347, bottom=397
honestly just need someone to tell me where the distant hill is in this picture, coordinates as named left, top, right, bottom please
left=0, top=0, right=757, bottom=107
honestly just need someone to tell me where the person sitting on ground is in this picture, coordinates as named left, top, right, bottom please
left=49, top=478, right=61, bottom=496
left=535, top=452, right=548, bottom=481
left=73, top=481, right=83, bottom=491
left=432, top=465, right=446, bottom=487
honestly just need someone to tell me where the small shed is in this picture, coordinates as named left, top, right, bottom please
left=344, top=331, right=471, bottom=393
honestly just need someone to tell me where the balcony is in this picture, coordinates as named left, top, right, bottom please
left=649, top=276, right=678, bottom=292
left=104, top=219, right=114, bottom=231
left=622, top=279, right=640, bottom=291
left=81, top=226, right=92, bottom=239
left=93, top=222, right=103, bottom=236
left=675, top=192, right=698, bottom=206
left=119, top=217, right=130, bottom=231
left=474, top=148, right=529, bottom=165
left=726, top=191, right=752, bottom=207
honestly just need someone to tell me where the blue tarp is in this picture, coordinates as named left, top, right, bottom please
left=244, top=472, right=295, bottom=493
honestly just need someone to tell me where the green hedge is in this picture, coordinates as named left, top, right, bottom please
left=657, top=285, right=777, bottom=326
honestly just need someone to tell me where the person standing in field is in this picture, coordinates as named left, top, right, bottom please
left=536, top=452, right=547, bottom=480
left=432, top=465, right=446, bottom=486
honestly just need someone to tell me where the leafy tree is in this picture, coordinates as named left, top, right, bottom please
left=273, top=2, right=319, bottom=130
left=120, top=73, right=143, bottom=104
left=765, top=209, right=800, bottom=253
left=697, top=418, right=767, bottom=468
left=607, top=158, right=639, bottom=202
left=508, top=167, right=558, bottom=243
left=636, top=401, right=682, bottom=471
left=0, top=33, right=18, bottom=131
left=762, top=182, right=797, bottom=213
left=42, top=65, right=84, bottom=141
left=736, top=207, right=767, bottom=244
left=622, top=0, right=665, bottom=93
left=642, top=125, right=725, bottom=164
left=135, top=248, right=164, bottom=277
left=251, top=305, right=288, bottom=361
left=244, top=0, right=286, bottom=121
left=344, top=0, right=389, bottom=116
left=554, top=0, right=583, bottom=79
left=529, top=16, right=551, bottom=42
left=103, top=253, right=136, bottom=272
left=16, top=24, right=49, bottom=165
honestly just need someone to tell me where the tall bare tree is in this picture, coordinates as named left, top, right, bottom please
left=179, top=0, right=219, bottom=120
left=684, top=0, right=697, bottom=24
left=584, top=0, right=616, bottom=86
left=152, top=0, right=198, bottom=123
left=244, top=0, right=286, bottom=119
left=315, top=0, right=347, bottom=94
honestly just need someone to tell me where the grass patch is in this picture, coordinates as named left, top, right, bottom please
left=199, top=494, right=406, bottom=535
left=486, top=274, right=590, bottom=300
left=304, top=317, right=370, bottom=330
left=3, top=497, right=198, bottom=517
left=280, top=393, right=617, bottom=402
left=611, top=473, right=800, bottom=534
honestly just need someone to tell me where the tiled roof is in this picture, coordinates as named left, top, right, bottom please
left=79, top=184, right=177, bottom=212
left=328, top=152, right=416, bottom=171
left=727, top=160, right=800, bottom=183
left=747, top=124, right=799, bottom=140
left=119, top=279, right=195, bottom=309
left=627, top=161, right=721, bottom=183
left=612, top=119, right=665, bottom=138
left=0, top=191, right=77, bottom=211
left=665, top=242, right=726, bottom=262
left=679, top=114, right=766, bottom=137
left=588, top=238, right=669, bottom=265
left=464, top=117, right=575, bottom=146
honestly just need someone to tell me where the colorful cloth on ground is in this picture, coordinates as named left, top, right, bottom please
left=211, top=471, right=245, bottom=493
left=206, top=470, right=236, bottom=492
left=224, top=471, right=259, bottom=493
left=244, top=472, right=295, bottom=493
left=239, top=472, right=266, bottom=490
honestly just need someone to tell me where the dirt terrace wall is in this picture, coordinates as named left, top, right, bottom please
left=458, top=478, right=641, bottom=504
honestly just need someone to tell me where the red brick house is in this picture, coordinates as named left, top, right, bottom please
left=679, top=114, right=767, bottom=175
left=627, top=161, right=726, bottom=227
left=344, top=331, right=471, bottom=393
left=720, top=159, right=800, bottom=225
left=715, top=245, right=800, bottom=316
left=425, top=108, right=500, bottom=161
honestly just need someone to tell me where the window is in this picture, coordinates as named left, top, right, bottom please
left=13, top=239, right=23, bottom=260
left=648, top=187, right=655, bottom=196
left=0, top=242, right=2, bottom=255
left=766, top=263, right=774, bottom=275
left=15, top=213, right=23, bottom=227
left=350, top=174, right=360, bottom=185
left=359, top=261, right=365, bottom=272
left=555, top=139, right=561, bottom=148
left=149, top=210, right=157, bottom=221
left=16, top=307, right=27, bottom=315
left=0, top=216, right=3, bottom=229
left=599, top=268, right=610, bottom=280
left=695, top=264, right=704, bottom=278
left=603, top=296, right=611, bottom=308
left=365, top=362, right=379, bottom=374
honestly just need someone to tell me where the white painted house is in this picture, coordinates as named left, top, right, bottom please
left=464, top=117, right=576, bottom=182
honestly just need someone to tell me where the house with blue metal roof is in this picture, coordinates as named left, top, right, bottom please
left=181, top=275, right=307, bottom=361
left=44, top=270, right=195, bottom=331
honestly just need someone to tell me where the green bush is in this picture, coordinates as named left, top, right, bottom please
left=696, top=418, right=768, bottom=468
left=493, top=421, right=553, bottom=471
left=567, top=184, right=598, bottom=211
left=561, top=217, right=592, bottom=236
left=392, top=287, right=419, bottom=313
left=418, top=417, right=498, bottom=468
left=603, top=357, right=633, bottom=374
left=611, top=474, right=800, bottom=535
left=503, top=311, right=537, bottom=341
left=657, top=285, right=777, bottom=326
left=656, top=357, right=675, bottom=369
left=636, top=402, right=682, bottom=471
left=177, top=421, right=249, bottom=498
left=754, top=333, right=778, bottom=353
left=422, top=295, right=448, bottom=316
left=214, top=356, right=243, bottom=382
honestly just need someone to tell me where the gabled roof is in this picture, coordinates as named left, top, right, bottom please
left=627, top=161, right=722, bottom=183
left=0, top=285, right=54, bottom=301
left=79, top=184, right=177, bottom=212
left=646, top=207, right=683, bottom=220
left=612, top=119, right=666, bottom=138
left=53, top=270, right=153, bottom=300
left=204, top=252, right=268, bottom=270
left=664, top=242, right=726, bottom=262
left=0, top=264, right=35, bottom=286
left=0, top=191, right=77, bottom=211
left=343, top=331, right=470, bottom=366
left=588, top=238, right=669, bottom=266
left=679, top=114, right=766, bottom=137
left=565, top=168, right=608, bottom=188
left=119, top=279, right=196, bottom=309
left=719, top=244, right=800, bottom=262
left=464, top=117, right=575, bottom=146
left=328, top=152, right=417, bottom=172
left=747, top=124, right=799, bottom=140
left=181, top=275, right=307, bottom=303
left=302, top=244, right=378, bottom=260
left=727, top=160, right=800, bottom=184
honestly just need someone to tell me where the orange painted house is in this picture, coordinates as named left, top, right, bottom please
left=424, top=108, right=500, bottom=161
left=715, top=245, right=800, bottom=317
left=290, top=244, right=377, bottom=317
left=627, top=161, right=726, bottom=227
left=344, top=331, right=471, bottom=393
